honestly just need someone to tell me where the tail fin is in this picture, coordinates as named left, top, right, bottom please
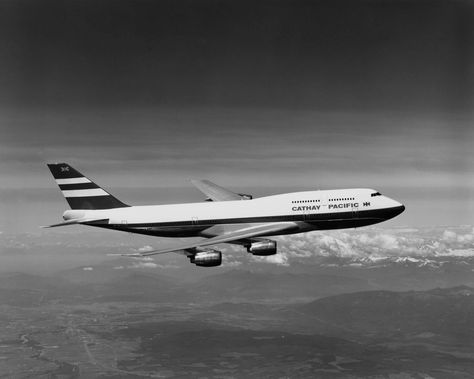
left=47, top=163, right=130, bottom=210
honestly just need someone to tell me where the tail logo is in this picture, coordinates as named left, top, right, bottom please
left=47, top=163, right=130, bottom=210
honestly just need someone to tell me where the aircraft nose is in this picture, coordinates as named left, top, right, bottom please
left=388, top=200, right=405, bottom=218
left=394, top=204, right=405, bottom=216
left=383, top=197, right=405, bottom=220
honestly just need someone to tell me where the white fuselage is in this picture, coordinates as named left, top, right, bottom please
left=63, top=188, right=404, bottom=238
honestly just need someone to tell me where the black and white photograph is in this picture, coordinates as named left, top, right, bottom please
left=0, top=0, right=473, bottom=377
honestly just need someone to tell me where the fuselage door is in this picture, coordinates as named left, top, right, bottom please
left=319, top=191, right=328, bottom=216
left=304, top=193, right=323, bottom=222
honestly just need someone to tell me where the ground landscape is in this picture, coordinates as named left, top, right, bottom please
left=1, top=226, right=474, bottom=378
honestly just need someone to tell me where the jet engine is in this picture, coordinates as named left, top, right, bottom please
left=189, top=250, right=222, bottom=267
left=247, top=240, right=277, bottom=256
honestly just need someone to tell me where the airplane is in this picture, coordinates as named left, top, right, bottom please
left=45, top=163, right=405, bottom=267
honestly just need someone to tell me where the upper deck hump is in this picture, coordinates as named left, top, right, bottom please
left=80, top=188, right=377, bottom=225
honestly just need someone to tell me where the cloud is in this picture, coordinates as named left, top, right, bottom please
left=442, top=228, right=474, bottom=245
left=437, top=227, right=474, bottom=257
left=270, top=226, right=474, bottom=264
left=133, top=256, right=154, bottom=261
left=129, top=261, right=159, bottom=269
left=82, top=267, right=93, bottom=271
left=192, top=226, right=474, bottom=267
left=137, top=245, right=154, bottom=252
left=252, top=253, right=289, bottom=266
left=222, top=260, right=242, bottom=268
left=440, top=249, right=474, bottom=257
left=126, top=256, right=180, bottom=269
left=222, top=254, right=242, bottom=267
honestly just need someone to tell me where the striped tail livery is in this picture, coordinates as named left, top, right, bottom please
left=47, top=163, right=129, bottom=210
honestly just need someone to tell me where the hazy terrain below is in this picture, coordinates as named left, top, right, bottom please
left=1, top=226, right=474, bottom=378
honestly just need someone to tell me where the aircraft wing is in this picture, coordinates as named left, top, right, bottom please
left=191, top=179, right=252, bottom=201
left=121, top=222, right=298, bottom=257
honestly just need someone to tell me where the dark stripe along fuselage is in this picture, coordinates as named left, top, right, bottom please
left=92, top=205, right=405, bottom=237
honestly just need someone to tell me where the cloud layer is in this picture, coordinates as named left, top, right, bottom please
left=240, top=226, right=474, bottom=266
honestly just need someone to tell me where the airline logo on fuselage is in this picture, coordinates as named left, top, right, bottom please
left=292, top=205, right=320, bottom=211
left=328, top=202, right=359, bottom=209
left=291, top=202, right=361, bottom=212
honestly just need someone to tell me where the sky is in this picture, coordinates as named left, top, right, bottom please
left=0, top=0, right=473, bottom=233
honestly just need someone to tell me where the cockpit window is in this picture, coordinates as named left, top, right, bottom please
left=371, top=192, right=382, bottom=197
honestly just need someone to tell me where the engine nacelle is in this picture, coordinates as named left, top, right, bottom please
left=247, top=240, right=277, bottom=256
left=189, top=250, right=222, bottom=267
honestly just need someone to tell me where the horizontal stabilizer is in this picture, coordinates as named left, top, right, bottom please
left=42, top=218, right=109, bottom=228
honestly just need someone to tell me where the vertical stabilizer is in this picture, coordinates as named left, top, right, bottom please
left=47, top=163, right=129, bottom=210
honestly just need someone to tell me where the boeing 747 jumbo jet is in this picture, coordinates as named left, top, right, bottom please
left=46, top=163, right=405, bottom=267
